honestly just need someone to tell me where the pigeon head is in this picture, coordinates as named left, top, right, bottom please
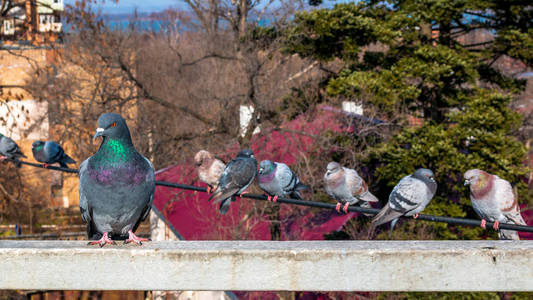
left=237, top=149, right=254, bottom=158
left=93, top=113, right=131, bottom=142
left=259, top=160, right=275, bottom=175
left=194, top=150, right=213, bottom=167
left=464, top=169, right=489, bottom=187
left=32, top=141, right=45, bottom=152
left=413, top=168, right=436, bottom=184
left=325, top=162, right=341, bottom=177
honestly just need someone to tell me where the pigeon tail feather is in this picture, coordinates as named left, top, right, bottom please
left=371, top=203, right=404, bottom=228
left=359, top=191, right=379, bottom=202
left=295, top=182, right=310, bottom=191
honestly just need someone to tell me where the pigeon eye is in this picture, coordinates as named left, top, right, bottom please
left=110, top=122, right=117, bottom=128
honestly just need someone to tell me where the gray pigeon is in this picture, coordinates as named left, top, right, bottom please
left=0, top=133, right=26, bottom=167
left=464, top=169, right=526, bottom=240
left=371, top=168, right=437, bottom=235
left=323, top=162, right=379, bottom=213
left=257, top=160, right=309, bottom=202
left=32, top=141, right=76, bottom=168
left=208, top=149, right=257, bottom=214
left=79, top=113, right=155, bottom=247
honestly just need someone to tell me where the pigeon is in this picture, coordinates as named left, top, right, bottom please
left=257, top=160, right=309, bottom=202
left=371, top=168, right=437, bottom=235
left=79, top=113, right=155, bottom=247
left=32, top=141, right=76, bottom=168
left=0, top=133, right=26, bottom=167
left=194, top=150, right=226, bottom=193
left=464, top=169, right=526, bottom=240
left=323, top=162, right=379, bottom=213
left=208, top=149, right=257, bottom=214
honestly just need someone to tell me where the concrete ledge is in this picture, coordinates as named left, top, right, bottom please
left=1, top=240, right=532, bottom=291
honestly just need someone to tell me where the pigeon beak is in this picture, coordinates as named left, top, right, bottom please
left=93, top=128, right=105, bottom=140
left=464, top=179, right=470, bottom=186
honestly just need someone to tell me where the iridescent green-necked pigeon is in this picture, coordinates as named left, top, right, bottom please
left=32, top=141, right=76, bottom=168
left=79, top=113, right=155, bottom=247
left=257, top=160, right=309, bottom=202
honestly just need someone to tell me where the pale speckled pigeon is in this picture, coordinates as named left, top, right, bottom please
left=464, top=169, right=526, bottom=240
left=32, top=141, right=76, bottom=168
left=323, top=162, right=379, bottom=213
left=372, top=168, right=437, bottom=235
left=257, top=160, right=309, bottom=202
left=0, top=133, right=26, bottom=167
left=194, top=150, right=225, bottom=193
left=208, top=149, right=257, bottom=214
left=79, top=113, right=155, bottom=247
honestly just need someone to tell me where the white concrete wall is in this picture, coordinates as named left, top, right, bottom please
left=1, top=240, right=533, bottom=291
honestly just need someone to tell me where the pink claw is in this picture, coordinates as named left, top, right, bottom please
left=0, top=156, right=6, bottom=161
left=42, top=163, right=50, bottom=168
left=88, top=232, right=115, bottom=247
left=493, top=221, right=499, bottom=230
left=413, top=213, right=419, bottom=219
left=342, top=203, right=349, bottom=213
left=266, top=195, right=272, bottom=201
left=124, top=230, right=150, bottom=245
left=335, top=203, right=341, bottom=213
left=206, top=186, right=213, bottom=193
left=272, top=195, right=278, bottom=203
left=239, top=191, right=249, bottom=197
left=480, top=219, right=487, bottom=229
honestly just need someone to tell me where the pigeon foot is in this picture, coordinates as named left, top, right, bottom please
left=124, top=230, right=150, bottom=245
left=493, top=221, right=499, bottom=230
left=413, top=213, right=419, bottom=219
left=272, top=195, right=278, bottom=203
left=88, top=232, right=115, bottom=247
left=480, top=219, right=487, bottom=229
left=342, top=203, right=349, bottom=213
left=0, top=156, right=6, bottom=161
left=206, top=186, right=213, bottom=193
left=335, top=203, right=341, bottom=213
left=239, top=191, right=250, bottom=197
left=42, top=163, right=50, bottom=168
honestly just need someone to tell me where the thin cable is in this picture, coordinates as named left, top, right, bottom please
left=6, top=159, right=533, bottom=233
left=155, top=181, right=533, bottom=234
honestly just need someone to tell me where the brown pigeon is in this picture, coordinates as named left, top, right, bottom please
left=324, top=162, right=379, bottom=213
left=464, top=169, right=526, bottom=240
left=194, top=150, right=226, bottom=193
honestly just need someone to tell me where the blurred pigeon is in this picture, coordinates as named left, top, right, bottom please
left=464, top=169, right=526, bottom=240
left=371, top=168, right=437, bottom=235
left=0, top=133, right=26, bottom=167
left=324, top=162, right=379, bottom=213
left=208, top=149, right=257, bottom=214
left=32, top=141, right=76, bottom=168
left=79, top=113, right=155, bottom=247
left=194, top=150, right=225, bottom=193
left=257, top=160, right=310, bottom=202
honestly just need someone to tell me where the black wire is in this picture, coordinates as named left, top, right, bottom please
left=156, top=181, right=533, bottom=234
left=7, top=159, right=533, bottom=234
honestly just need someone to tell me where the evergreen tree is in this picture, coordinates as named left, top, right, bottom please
left=284, top=0, right=531, bottom=238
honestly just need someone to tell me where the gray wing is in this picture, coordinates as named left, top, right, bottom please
left=210, top=157, right=257, bottom=203
left=388, top=175, right=426, bottom=213
left=78, top=158, right=91, bottom=223
left=276, top=163, right=298, bottom=194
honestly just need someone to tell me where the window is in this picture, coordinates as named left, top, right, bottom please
left=54, top=15, right=61, bottom=23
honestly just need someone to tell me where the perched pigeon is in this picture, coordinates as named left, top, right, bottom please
left=257, top=160, right=310, bottom=202
left=323, top=162, right=379, bottom=213
left=32, top=141, right=76, bottom=168
left=0, top=133, right=26, bottom=166
left=79, top=113, right=155, bottom=247
left=371, top=168, right=437, bottom=235
left=194, top=150, right=225, bottom=193
left=208, top=149, right=257, bottom=214
left=464, top=169, right=526, bottom=240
